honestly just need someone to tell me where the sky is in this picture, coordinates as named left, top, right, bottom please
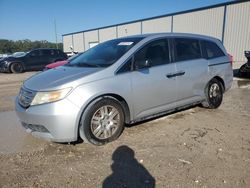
left=0, top=0, right=234, bottom=43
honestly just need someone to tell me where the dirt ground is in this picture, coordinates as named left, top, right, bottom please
left=0, top=72, right=36, bottom=112
left=0, top=72, right=249, bottom=188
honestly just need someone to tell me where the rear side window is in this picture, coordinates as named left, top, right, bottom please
left=29, top=50, right=40, bottom=57
left=41, top=49, right=54, bottom=56
left=203, top=41, right=225, bottom=59
left=174, top=38, right=201, bottom=61
left=134, top=39, right=170, bottom=69
left=56, top=50, right=63, bottom=55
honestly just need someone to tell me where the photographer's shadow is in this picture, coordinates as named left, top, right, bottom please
left=103, top=145, right=155, bottom=188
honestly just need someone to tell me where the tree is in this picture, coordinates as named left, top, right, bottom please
left=0, top=39, right=63, bottom=54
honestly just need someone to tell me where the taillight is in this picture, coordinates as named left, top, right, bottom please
left=228, top=53, right=233, bottom=66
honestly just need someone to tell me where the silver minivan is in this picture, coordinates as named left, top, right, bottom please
left=15, top=33, right=233, bottom=145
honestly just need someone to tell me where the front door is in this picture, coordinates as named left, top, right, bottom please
left=25, top=49, right=44, bottom=70
left=131, top=39, right=177, bottom=119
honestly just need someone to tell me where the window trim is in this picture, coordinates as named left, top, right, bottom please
left=200, top=40, right=208, bottom=59
left=116, top=57, right=134, bottom=75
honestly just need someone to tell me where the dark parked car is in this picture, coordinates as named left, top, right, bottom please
left=0, top=48, right=67, bottom=73
left=239, top=51, right=250, bottom=77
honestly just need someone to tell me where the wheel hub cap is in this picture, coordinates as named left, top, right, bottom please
left=91, top=105, right=120, bottom=139
left=209, top=83, right=220, bottom=98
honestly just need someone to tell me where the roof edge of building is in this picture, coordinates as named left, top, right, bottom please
left=62, top=0, right=249, bottom=36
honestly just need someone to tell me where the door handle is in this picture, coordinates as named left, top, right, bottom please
left=175, top=71, right=185, bottom=77
left=166, top=71, right=185, bottom=78
left=166, top=73, right=176, bottom=78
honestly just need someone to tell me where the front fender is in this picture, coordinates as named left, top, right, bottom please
left=66, top=74, right=134, bottom=137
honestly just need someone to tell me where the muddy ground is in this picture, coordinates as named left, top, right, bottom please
left=0, top=72, right=249, bottom=188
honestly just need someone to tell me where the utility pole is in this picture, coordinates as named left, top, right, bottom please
left=54, top=19, right=58, bottom=49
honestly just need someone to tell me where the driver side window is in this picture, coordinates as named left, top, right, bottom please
left=134, top=39, right=170, bottom=69
left=29, top=50, right=40, bottom=57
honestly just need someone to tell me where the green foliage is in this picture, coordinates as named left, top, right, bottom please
left=0, top=39, right=63, bottom=54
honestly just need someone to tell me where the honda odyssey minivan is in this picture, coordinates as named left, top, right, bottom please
left=15, top=33, right=233, bottom=145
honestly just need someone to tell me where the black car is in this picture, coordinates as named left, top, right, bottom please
left=0, top=48, right=67, bottom=73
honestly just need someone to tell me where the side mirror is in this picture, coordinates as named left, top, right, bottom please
left=144, top=59, right=151, bottom=68
left=137, top=59, right=151, bottom=70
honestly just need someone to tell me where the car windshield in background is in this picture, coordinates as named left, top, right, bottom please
left=67, top=52, right=82, bottom=61
left=12, top=52, right=26, bottom=57
left=67, top=37, right=144, bottom=68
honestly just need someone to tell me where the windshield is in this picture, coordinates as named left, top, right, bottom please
left=12, top=52, right=26, bottom=57
left=67, top=37, right=144, bottom=68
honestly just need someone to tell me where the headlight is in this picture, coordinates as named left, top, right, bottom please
left=31, top=88, right=72, bottom=106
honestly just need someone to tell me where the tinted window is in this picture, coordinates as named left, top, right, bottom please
left=68, top=37, right=144, bottom=68
left=174, top=38, right=201, bottom=61
left=29, top=50, right=40, bottom=57
left=117, top=58, right=132, bottom=74
left=55, top=50, right=60, bottom=55
left=56, top=49, right=63, bottom=55
left=41, top=49, right=52, bottom=56
left=204, top=41, right=225, bottom=59
left=134, top=39, right=170, bottom=69
left=51, top=50, right=56, bottom=56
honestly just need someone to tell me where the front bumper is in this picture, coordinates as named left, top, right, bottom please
left=15, top=97, right=81, bottom=142
left=0, top=62, right=9, bottom=72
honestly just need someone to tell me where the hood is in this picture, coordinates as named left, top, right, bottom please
left=24, top=66, right=104, bottom=91
left=0, top=56, right=17, bottom=62
left=46, top=60, right=68, bottom=69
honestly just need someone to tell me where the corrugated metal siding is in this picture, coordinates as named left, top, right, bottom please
left=117, top=22, right=141, bottom=37
left=62, top=1, right=250, bottom=62
left=173, top=7, right=224, bottom=39
left=99, top=26, right=117, bottom=42
left=84, top=30, right=99, bottom=50
left=224, top=2, right=250, bottom=62
left=72, top=32, right=84, bottom=52
left=63, top=35, right=73, bottom=53
left=142, top=17, right=171, bottom=33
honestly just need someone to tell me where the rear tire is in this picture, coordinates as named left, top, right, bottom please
left=202, top=78, right=223, bottom=109
left=80, top=98, right=125, bottom=146
left=10, top=63, right=23, bottom=73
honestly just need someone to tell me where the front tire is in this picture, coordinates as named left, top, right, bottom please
left=202, top=78, right=223, bottom=109
left=10, top=63, right=23, bottom=73
left=80, top=98, right=125, bottom=145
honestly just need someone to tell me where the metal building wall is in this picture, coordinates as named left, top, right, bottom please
left=142, top=17, right=171, bottom=33
left=173, top=7, right=224, bottom=40
left=223, top=2, right=250, bottom=62
left=63, top=35, right=73, bottom=53
left=99, top=27, right=117, bottom=42
left=72, top=32, right=85, bottom=52
left=84, top=30, right=99, bottom=51
left=62, top=1, right=250, bottom=63
left=117, top=22, right=141, bottom=37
